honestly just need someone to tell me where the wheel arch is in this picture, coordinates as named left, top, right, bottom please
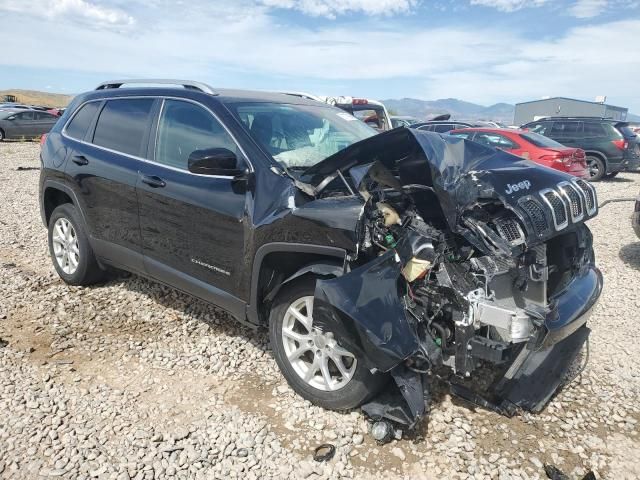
left=246, top=243, right=347, bottom=326
left=41, top=181, right=87, bottom=227
left=584, top=150, right=607, bottom=164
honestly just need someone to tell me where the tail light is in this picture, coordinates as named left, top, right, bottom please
left=540, top=153, right=573, bottom=166
left=40, top=134, right=47, bottom=147
left=612, top=139, right=628, bottom=150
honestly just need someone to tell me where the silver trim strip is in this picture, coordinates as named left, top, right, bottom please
left=539, top=188, right=569, bottom=231
left=574, top=179, right=597, bottom=216
left=61, top=95, right=254, bottom=179
left=95, top=79, right=217, bottom=95
left=557, top=181, right=584, bottom=223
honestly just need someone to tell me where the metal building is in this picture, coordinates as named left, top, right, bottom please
left=514, top=97, right=628, bottom=125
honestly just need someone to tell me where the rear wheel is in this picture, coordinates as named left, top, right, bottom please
left=0, top=129, right=4, bottom=141
left=586, top=155, right=605, bottom=181
left=48, top=204, right=105, bottom=285
left=269, top=276, right=385, bottom=410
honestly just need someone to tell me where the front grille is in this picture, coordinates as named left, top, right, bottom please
left=519, top=197, right=549, bottom=236
left=574, top=179, right=597, bottom=215
left=541, top=189, right=568, bottom=230
left=495, top=217, right=525, bottom=246
left=559, top=182, right=584, bottom=222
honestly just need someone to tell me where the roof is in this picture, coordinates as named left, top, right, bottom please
left=515, top=96, right=627, bottom=111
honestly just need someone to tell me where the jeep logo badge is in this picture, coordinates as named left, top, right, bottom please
left=505, top=180, right=531, bottom=195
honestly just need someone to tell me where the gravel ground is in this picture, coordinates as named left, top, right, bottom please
left=1, top=142, right=639, bottom=480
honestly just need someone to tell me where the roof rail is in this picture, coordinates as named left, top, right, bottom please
left=95, top=79, right=217, bottom=95
left=536, top=116, right=615, bottom=120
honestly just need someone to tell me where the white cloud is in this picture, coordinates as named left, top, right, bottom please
left=469, top=0, right=550, bottom=12
left=568, top=0, right=608, bottom=18
left=260, top=0, right=418, bottom=17
left=0, top=0, right=638, bottom=111
left=0, top=0, right=134, bottom=28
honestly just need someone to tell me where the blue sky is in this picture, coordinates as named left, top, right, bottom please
left=1, top=0, right=639, bottom=111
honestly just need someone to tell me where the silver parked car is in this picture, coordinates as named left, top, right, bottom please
left=0, top=109, right=59, bottom=141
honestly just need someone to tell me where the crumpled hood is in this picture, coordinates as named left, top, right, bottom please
left=302, top=128, right=579, bottom=231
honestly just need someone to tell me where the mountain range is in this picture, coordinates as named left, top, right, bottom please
left=382, top=97, right=640, bottom=125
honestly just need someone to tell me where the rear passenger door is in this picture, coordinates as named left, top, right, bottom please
left=33, top=111, right=59, bottom=135
left=63, top=97, right=156, bottom=272
left=137, top=98, right=248, bottom=305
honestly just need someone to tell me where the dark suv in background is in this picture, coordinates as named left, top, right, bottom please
left=522, top=116, right=639, bottom=181
left=39, top=79, right=601, bottom=436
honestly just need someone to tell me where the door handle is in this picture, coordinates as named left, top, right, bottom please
left=71, top=155, right=89, bottom=166
left=140, top=174, right=166, bottom=188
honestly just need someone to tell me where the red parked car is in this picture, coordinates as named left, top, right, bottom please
left=449, top=128, right=588, bottom=179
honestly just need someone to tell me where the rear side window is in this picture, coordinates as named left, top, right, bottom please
left=93, top=99, right=154, bottom=156
left=550, top=121, right=583, bottom=136
left=603, top=123, right=624, bottom=139
left=583, top=122, right=606, bottom=137
left=473, top=132, right=518, bottom=149
left=155, top=99, right=239, bottom=170
left=66, top=102, right=100, bottom=140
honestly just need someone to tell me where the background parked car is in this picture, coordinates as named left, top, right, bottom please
left=411, top=120, right=494, bottom=133
left=521, top=116, right=639, bottom=181
left=449, top=128, right=588, bottom=178
left=0, top=109, right=59, bottom=141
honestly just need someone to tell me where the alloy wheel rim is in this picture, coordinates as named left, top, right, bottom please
left=52, top=218, right=80, bottom=275
left=281, top=295, right=357, bottom=391
left=587, top=158, right=599, bottom=178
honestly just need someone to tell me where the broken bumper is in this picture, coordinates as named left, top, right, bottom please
left=314, top=260, right=602, bottom=428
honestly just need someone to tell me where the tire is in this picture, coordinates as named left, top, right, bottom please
left=48, top=204, right=105, bottom=286
left=604, top=172, right=619, bottom=179
left=269, top=276, right=385, bottom=410
left=586, top=155, right=605, bottom=181
left=0, top=129, right=4, bottom=141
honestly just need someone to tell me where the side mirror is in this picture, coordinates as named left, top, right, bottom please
left=6, top=115, right=16, bottom=121
left=188, top=148, right=247, bottom=177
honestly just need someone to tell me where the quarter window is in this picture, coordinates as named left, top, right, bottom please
left=66, top=102, right=100, bottom=141
left=93, top=98, right=154, bottom=156
left=155, top=99, right=239, bottom=170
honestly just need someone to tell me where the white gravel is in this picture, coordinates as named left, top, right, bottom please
left=1, top=142, right=639, bottom=479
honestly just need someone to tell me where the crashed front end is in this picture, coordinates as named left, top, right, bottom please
left=303, top=129, right=602, bottom=429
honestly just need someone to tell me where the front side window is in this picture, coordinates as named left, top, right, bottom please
left=527, top=122, right=550, bottom=135
left=230, top=102, right=376, bottom=169
left=155, top=99, right=239, bottom=170
left=18, top=111, right=35, bottom=121
left=66, top=102, right=100, bottom=140
left=92, top=98, right=154, bottom=156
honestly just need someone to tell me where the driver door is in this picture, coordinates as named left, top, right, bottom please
left=138, top=99, right=248, bottom=302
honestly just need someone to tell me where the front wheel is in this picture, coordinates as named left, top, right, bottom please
left=0, top=129, right=5, bottom=141
left=269, top=276, right=385, bottom=410
left=586, top=155, right=605, bottom=181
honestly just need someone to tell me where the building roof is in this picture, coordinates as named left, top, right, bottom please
left=515, top=96, right=626, bottom=111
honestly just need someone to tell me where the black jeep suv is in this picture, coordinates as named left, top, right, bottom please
left=522, top=116, right=640, bottom=181
left=40, top=80, right=602, bottom=432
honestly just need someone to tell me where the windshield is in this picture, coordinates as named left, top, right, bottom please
left=521, top=132, right=566, bottom=148
left=230, top=102, right=377, bottom=169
